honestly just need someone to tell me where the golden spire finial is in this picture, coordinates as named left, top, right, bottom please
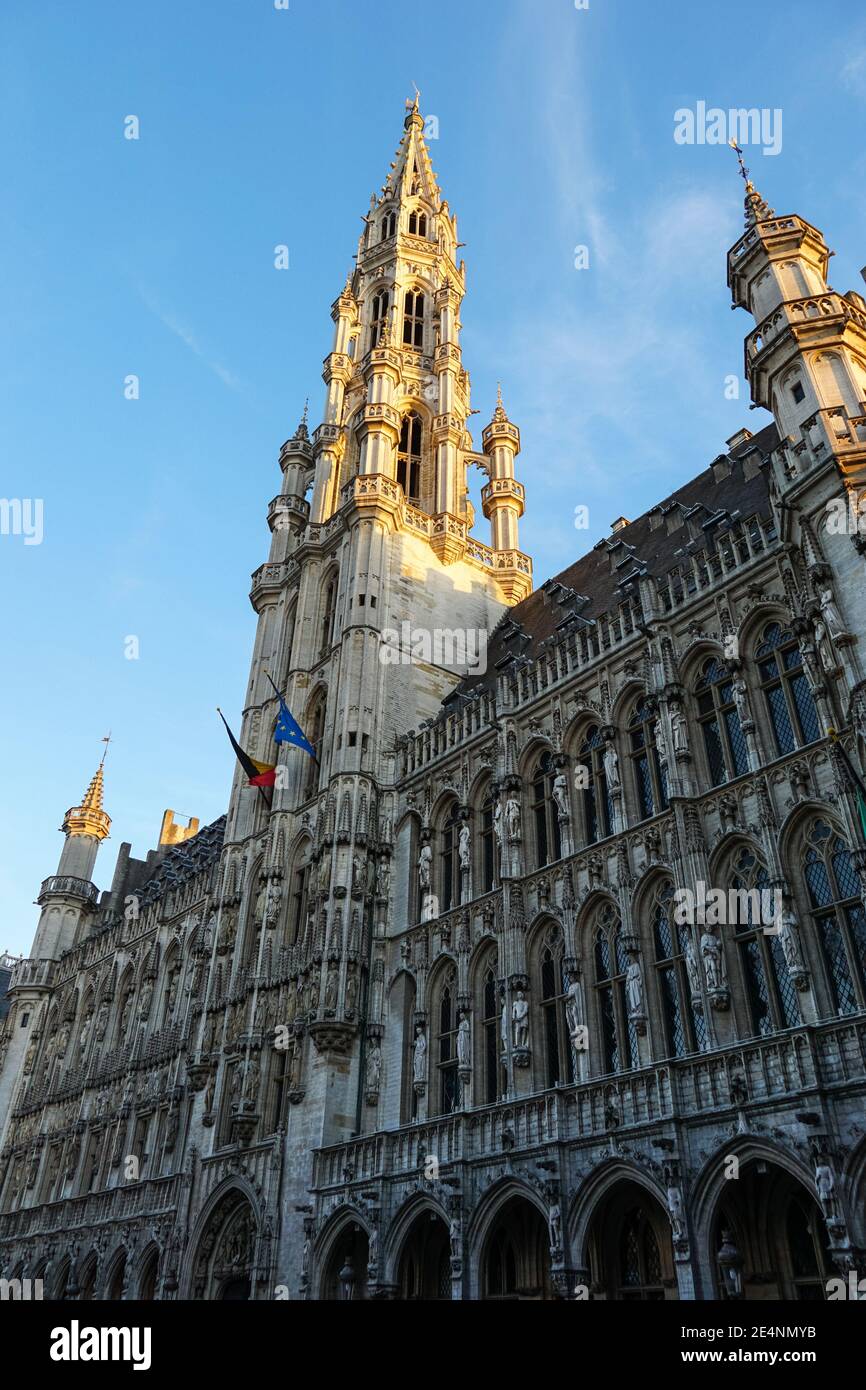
left=729, top=139, right=775, bottom=229
left=64, top=750, right=112, bottom=842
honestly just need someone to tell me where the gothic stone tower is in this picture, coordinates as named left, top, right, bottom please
left=212, top=98, right=532, bottom=1288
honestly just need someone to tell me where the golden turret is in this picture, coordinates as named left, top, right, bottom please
left=62, top=762, right=111, bottom=842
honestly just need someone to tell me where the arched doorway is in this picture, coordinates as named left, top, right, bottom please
left=397, top=1210, right=451, bottom=1300
left=320, top=1222, right=370, bottom=1301
left=586, top=1180, right=677, bottom=1300
left=78, top=1252, right=98, bottom=1302
left=190, top=1188, right=258, bottom=1301
left=712, top=1160, right=833, bottom=1300
left=481, top=1195, right=553, bottom=1300
left=105, top=1251, right=126, bottom=1301
left=138, top=1247, right=160, bottom=1301
left=51, top=1256, right=71, bottom=1301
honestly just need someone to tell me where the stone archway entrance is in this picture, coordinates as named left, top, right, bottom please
left=138, top=1247, right=160, bottom=1300
left=712, top=1160, right=833, bottom=1300
left=480, top=1195, right=553, bottom=1300
left=320, top=1223, right=370, bottom=1301
left=586, top=1179, right=677, bottom=1300
left=397, top=1210, right=451, bottom=1300
left=191, top=1188, right=258, bottom=1301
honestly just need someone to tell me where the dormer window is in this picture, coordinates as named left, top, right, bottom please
left=403, top=289, right=425, bottom=348
left=381, top=211, right=396, bottom=241
left=408, top=210, right=427, bottom=238
left=370, top=290, right=389, bottom=349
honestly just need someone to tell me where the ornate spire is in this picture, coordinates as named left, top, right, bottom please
left=729, top=140, right=775, bottom=229
left=492, top=382, right=509, bottom=424
left=63, top=756, right=111, bottom=841
left=295, top=399, right=309, bottom=440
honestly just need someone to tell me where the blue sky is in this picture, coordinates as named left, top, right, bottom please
left=2, top=0, right=865, bottom=955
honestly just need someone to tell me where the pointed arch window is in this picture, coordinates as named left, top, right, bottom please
left=480, top=788, right=496, bottom=893
left=291, top=852, right=311, bottom=947
left=370, top=289, right=390, bottom=349
left=803, top=820, right=866, bottom=1015
left=531, top=752, right=562, bottom=869
left=440, top=801, right=461, bottom=914
left=407, top=210, right=428, bottom=238
left=593, top=904, right=638, bottom=1073
left=381, top=211, right=396, bottom=242
left=579, top=725, right=612, bottom=845
left=303, top=696, right=326, bottom=802
left=629, top=699, right=668, bottom=820
left=730, top=846, right=801, bottom=1035
left=695, top=657, right=749, bottom=786
left=436, top=969, right=459, bottom=1115
left=756, top=623, right=820, bottom=756
left=618, top=1209, right=664, bottom=1300
left=538, top=923, right=571, bottom=1087
left=397, top=413, right=422, bottom=501
left=652, top=881, right=706, bottom=1057
left=319, top=575, right=338, bottom=658
left=481, top=959, right=500, bottom=1104
left=403, top=289, right=425, bottom=349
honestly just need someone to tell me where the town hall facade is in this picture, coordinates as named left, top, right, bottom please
left=1, top=103, right=866, bottom=1300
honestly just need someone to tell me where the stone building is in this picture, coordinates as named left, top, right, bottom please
left=1, top=102, right=865, bottom=1301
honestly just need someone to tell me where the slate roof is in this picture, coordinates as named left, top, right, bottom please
left=453, top=422, right=780, bottom=698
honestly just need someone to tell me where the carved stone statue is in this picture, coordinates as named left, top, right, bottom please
left=603, top=742, right=620, bottom=790
left=815, top=1162, right=838, bottom=1221
left=625, top=958, right=644, bottom=1016
left=365, top=1042, right=382, bottom=1091
left=324, top=963, right=339, bottom=1012
left=418, top=843, right=433, bottom=892
left=345, top=971, right=358, bottom=1015
left=670, top=705, right=688, bottom=754
left=265, top=879, right=281, bottom=928
left=667, top=1183, right=685, bottom=1240
left=412, top=1026, right=427, bottom=1084
left=684, top=931, right=701, bottom=995
left=565, top=979, right=583, bottom=1038
left=95, top=1001, right=110, bottom=1041
left=819, top=586, right=846, bottom=641
left=505, top=797, right=521, bottom=843
left=731, top=675, right=750, bottom=725
left=512, top=992, right=529, bottom=1049
left=552, top=772, right=570, bottom=821
left=701, top=928, right=724, bottom=991
left=458, top=823, right=471, bottom=872
left=457, top=1012, right=471, bottom=1068
left=776, top=905, right=804, bottom=970
left=548, top=1202, right=562, bottom=1253
left=493, top=800, right=503, bottom=847
left=138, top=978, right=154, bottom=1019
left=814, top=618, right=835, bottom=674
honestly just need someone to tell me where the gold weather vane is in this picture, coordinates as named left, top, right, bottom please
left=729, top=139, right=750, bottom=186
left=100, top=732, right=112, bottom=766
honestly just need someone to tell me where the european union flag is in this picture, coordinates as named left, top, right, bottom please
left=272, top=690, right=317, bottom=759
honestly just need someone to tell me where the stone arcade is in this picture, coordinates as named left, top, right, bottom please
left=1, top=101, right=866, bottom=1300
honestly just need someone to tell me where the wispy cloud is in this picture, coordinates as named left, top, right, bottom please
left=842, top=49, right=866, bottom=96
left=138, top=287, right=242, bottom=391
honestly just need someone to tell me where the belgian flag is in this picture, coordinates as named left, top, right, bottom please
left=217, top=708, right=277, bottom=790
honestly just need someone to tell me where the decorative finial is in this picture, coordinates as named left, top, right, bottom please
left=404, top=86, right=422, bottom=129
left=729, top=139, right=775, bottom=230
left=493, top=382, right=508, bottom=422
left=99, top=732, right=112, bottom=767
left=295, top=398, right=309, bottom=440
